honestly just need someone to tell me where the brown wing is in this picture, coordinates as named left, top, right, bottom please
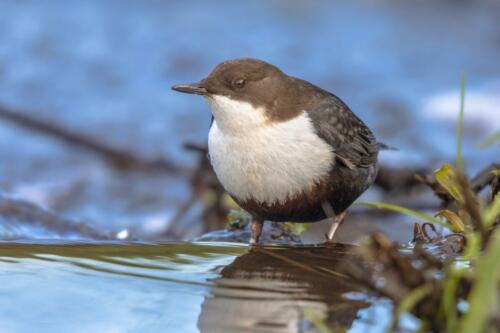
left=307, top=95, right=379, bottom=169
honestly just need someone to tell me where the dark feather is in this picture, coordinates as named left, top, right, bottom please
left=307, top=95, right=379, bottom=168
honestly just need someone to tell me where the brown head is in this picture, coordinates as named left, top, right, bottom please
left=172, top=58, right=328, bottom=131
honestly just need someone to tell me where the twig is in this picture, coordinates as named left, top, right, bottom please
left=470, top=163, right=500, bottom=194
left=0, top=104, right=183, bottom=174
left=417, top=162, right=500, bottom=205
left=456, top=171, right=489, bottom=243
left=0, top=194, right=113, bottom=240
left=163, top=192, right=197, bottom=237
left=162, top=142, right=228, bottom=238
left=375, top=166, right=430, bottom=192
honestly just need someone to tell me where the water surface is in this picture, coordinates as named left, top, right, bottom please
left=0, top=242, right=395, bottom=333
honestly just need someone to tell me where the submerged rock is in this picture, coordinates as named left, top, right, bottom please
left=193, top=221, right=302, bottom=244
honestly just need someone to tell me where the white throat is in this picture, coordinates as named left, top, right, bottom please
left=206, top=95, right=335, bottom=204
left=205, top=95, right=269, bottom=134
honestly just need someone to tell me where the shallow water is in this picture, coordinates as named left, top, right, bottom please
left=0, top=241, right=399, bottom=333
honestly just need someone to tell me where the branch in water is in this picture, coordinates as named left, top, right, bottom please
left=0, top=104, right=183, bottom=174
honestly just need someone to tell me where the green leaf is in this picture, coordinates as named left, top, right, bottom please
left=458, top=229, right=500, bottom=333
left=462, top=231, right=481, bottom=260
left=435, top=210, right=465, bottom=232
left=354, top=201, right=453, bottom=230
left=435, top=164, right=464, bottom=204
left=394, top=284, right=433, bottom=328
left=440, top=268, right=465, bottom=331
left=483, top=193, right=500, bottom=227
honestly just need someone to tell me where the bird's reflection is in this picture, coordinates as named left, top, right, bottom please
left=198, top=243, right=370, bottom=333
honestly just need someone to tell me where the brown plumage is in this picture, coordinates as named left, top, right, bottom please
left=172, top=58, right=380, bottom=244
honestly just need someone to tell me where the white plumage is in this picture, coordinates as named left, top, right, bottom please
left=207, top=95, right=335, bottom=205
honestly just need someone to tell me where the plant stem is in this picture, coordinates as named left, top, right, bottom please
left=456, top=73, right=466, bottom=169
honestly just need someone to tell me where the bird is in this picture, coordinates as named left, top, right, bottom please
left=172, top=58, right=379, bottom=244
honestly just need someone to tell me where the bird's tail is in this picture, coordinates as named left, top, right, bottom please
left=377, top=142, right=398, bottom=151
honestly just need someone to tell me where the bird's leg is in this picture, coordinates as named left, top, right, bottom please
left=249, top=219, right=264, bottom=245
left=321, top=201, right=347, bottom=242
left=326, top=211, right=347, bottom=241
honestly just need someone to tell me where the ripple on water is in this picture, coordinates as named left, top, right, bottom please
left=0, top=242, right=401, bottom=333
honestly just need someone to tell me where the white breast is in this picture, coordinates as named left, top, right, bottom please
left=206, top=95, right=335, bottom=205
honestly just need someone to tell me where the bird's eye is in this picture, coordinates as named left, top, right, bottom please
left=232, top=78, right=246, bottom=89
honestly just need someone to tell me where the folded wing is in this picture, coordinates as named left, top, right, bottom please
left=307, top=95, right=379, bottom=169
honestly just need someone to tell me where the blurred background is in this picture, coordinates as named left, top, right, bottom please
left=0, top=0, right=499, bottom=242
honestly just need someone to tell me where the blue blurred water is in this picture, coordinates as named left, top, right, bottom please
left=0, top=0, right=499, bottom=238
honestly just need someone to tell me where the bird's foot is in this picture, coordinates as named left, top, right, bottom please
left=249, top=220, right=264, bottom=245
left=324, top=210, right=347, bottom=243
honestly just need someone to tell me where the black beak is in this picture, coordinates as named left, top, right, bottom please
left=171, top=82, right=208, bottom=95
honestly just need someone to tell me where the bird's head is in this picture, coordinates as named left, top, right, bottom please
left=172, top=58, right=301, bottom=133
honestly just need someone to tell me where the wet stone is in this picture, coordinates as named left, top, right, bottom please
left=193, top=222, right=302, bottom=244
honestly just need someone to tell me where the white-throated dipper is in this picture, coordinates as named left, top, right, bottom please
left=172, top=58, right=379, bottom=244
